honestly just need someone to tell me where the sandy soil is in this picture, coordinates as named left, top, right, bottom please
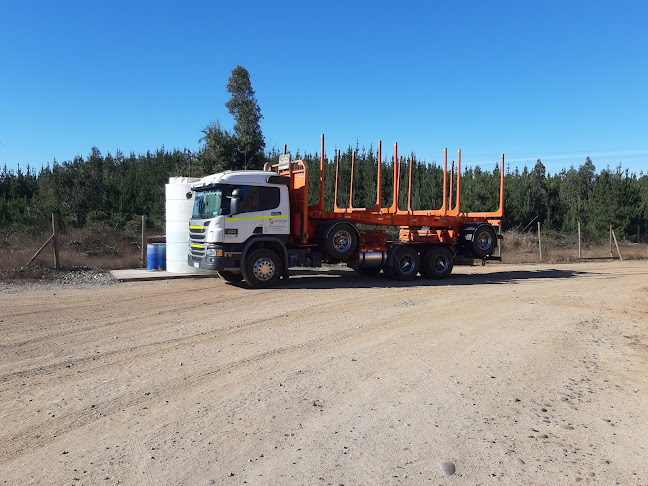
left=1, top=261, right=647, bottom=485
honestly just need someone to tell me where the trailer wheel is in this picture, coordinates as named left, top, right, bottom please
left=388, top=246, right=420, bottom=281
left=243, top=249, right=281, bottom=288
left=472, top=224, right=497, bottom=257
left=324, top=223, right=358, bottom=260
left=422, top=246, right=454, bottom=280
left=218, top=271, right=243, bottom=283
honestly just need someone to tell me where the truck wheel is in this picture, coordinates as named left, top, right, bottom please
left=388, top=246, right=420, bottom=281
left=218, top=271, right=243, bottom=283
left=422, top=246, right=454, bottom=280
left=472, top=224, right=497, bottom=257
left=243, top=249, right=281, bottom=289
left=325, top=223, right=358, bottom=260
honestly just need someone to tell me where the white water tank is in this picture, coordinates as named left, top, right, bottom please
left=165, top=177, right=210, bottom=274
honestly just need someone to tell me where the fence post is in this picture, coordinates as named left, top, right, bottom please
left=52, top=213, right=60, bottom=269
left=538, top=221, right=542, bottom=262
left=611, top=229, right=623, bottom=261
left=577, top=221, right=581, bottom=259
left=141, top=215, right=147, bottom=268
left=609, top=225, right=613, bottom=257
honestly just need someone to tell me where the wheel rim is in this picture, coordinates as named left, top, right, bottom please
left=398, top=254, right=417, bottom=275
left=433, top=254, right=450, bottom=273
left=477, top=231, right=493, bottom=251
left=252, top=257, right=275, bottom=281
left=332, top=230, right=352, bottom=253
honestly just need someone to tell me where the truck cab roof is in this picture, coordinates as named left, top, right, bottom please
left=192, top=170, right=289, bottom=189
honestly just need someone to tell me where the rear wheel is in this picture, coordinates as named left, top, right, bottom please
left=243, top=249, right=281, bottom=289
left=387, top=246, right=420, bottom=281
left=218, top=271, right=243, bottom=283
left=422, top=246, right=454, bottom=280
left=472, top=224, right=497, bottom=257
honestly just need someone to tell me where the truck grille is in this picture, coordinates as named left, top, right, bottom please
left=189, top=226, right=206, bottom=242
left=189, top=223, right=207, bottom=258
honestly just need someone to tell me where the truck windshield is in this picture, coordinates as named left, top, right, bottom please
left=192, top=189, right=227, bottom=219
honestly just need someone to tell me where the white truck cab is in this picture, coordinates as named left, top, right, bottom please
left=187, top=171, right=291, bottom=274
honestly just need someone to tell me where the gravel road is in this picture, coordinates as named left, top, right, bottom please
left=1, top=261, right=647, bottom=485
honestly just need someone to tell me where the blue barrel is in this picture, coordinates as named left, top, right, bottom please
left=158, top=243, right=166, bottom=270
left=147, top=243, right=166, bottom=270
left=146, top=244, right=158, bottom=270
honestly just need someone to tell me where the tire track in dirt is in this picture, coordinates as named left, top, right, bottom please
left=0, top=287, right=221, bottom=349
left=3, top=262, right=647, bottom=484
left=0, top=324, right=367, bottom=464
left=0, top=290, right=372, bottom=385
left=1, top=289, right=445, bottom=483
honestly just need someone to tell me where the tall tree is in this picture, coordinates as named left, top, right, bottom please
left=225, top=66, right=265, bottom=170
left=199, top=66, right=265, bottom=171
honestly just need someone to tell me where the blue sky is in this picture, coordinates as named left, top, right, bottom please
left=1, top=0, right=647, bottom=175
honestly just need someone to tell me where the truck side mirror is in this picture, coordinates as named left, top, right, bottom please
left=186, top=192, right=192, bottom=200
left=230, top=188, right=243, bottom=215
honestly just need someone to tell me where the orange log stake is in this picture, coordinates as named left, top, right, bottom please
left=349, top=150, right=356, bottom=209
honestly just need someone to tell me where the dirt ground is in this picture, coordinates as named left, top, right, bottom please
left=1, top=261, right=647, bottom=485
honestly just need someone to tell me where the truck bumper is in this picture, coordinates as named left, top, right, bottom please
left=188, top=245, right=241, bottom=271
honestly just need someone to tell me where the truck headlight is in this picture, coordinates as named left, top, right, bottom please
left=207, top=249, right=217, bottom=257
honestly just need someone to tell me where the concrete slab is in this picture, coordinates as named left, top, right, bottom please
left=111, top=269, right=221, bottom=282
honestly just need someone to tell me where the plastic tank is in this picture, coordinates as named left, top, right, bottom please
left=165, top=177, right=210, bottom=274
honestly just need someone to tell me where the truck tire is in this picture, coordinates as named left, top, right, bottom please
left=324, top=222, right=358, bottom=260
left=387, top=246, right=420, bottom=281
left=243, top=249, right=281, bottom=289
left=422, top=246, right=454, bottom=279
left=472, top=224, right=497, bottom=257
left=218, top=271, right=243, bottom=283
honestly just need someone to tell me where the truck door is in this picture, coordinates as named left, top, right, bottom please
left=262, top=185, right=290, bottom=236
left=223, top=185, right=289, bottom=244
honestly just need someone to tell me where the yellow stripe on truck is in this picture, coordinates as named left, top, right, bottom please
left=189, top=226, right=203, bottom=229
left=191, top=244, right=203, bottom=248
left=225, top=215, right=289, bottom=222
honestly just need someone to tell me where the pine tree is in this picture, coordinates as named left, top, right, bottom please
left=199, top=66, right=265, bottom=171
left=225, top=66, right=265, bottom=170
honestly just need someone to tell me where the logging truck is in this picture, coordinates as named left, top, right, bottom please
left=187, top=135, right=504, bottom=288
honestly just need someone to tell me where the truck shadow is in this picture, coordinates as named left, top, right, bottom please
left=253, top=267, right=590, bottom=290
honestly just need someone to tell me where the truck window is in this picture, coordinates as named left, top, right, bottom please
left=259, top=187, right=280, bottom=210
left=235, top=186, right=280, bottom=213
left=192, top=189, right=224, bottom=219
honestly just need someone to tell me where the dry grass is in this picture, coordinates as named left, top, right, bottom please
left=500, top=230, right=648, bottom=264
left=0, top=224, right=144, bottom=280
left=1, top=226, right=645, bottom=281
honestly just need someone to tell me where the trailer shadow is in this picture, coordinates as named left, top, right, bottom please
left=265, top=267, right=589, bottom=290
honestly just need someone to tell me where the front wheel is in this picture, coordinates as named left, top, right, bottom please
left=243, top=249, right=281, bottom=289
left=324, top=223, right=358, bottom=260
